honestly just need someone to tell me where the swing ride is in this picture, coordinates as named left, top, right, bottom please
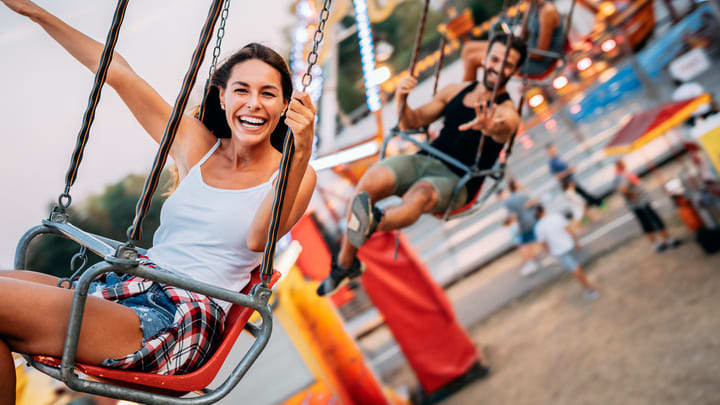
left=6, top=0, right=587, bottom=403
left=11, top=0, right=332, bottom=403
left=378, top=0, right=575, bottom=221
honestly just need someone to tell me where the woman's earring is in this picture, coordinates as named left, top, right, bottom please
left=220, top=104, right=225, bottom=110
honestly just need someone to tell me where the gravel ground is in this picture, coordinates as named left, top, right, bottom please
left=459, top=221, right=719, bottom=405
left=388, top=217, right=720, bottom=405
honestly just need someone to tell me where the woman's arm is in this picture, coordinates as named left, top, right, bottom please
left=2, top=0, right=204, bottom=162
left=530, top=3, right=560, bottom=60
left=246, top=92, right=318, bottom=252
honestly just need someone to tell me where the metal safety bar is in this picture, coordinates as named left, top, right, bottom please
left=381, top=127, right=471, bottom=174
left=15, top=221, right=273, bottom=405
left=377, top=126, right=504, bottom=221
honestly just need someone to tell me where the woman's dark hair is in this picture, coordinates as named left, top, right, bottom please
left=201, top=43, right=293, bottom=152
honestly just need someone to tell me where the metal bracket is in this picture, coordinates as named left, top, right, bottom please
left=250, top=284, right=272, bottom=306
left=104, top=244, right=139, bottom=268
left=48, top=205, right=69, bottom=224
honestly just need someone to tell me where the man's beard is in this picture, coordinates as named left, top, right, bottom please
left=483, top=69, right=512, bottom=93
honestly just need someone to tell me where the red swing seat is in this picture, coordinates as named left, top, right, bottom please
left=521, top=39, right=572, bottom=82
left=432, top=184, right=485, bottom=219
left=32, top=269, right=280, bottom=395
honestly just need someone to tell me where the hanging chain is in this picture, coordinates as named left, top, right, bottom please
left=199, top=0, right=231, bottom=123
left=259, top=0, right=331, bottom=286
left=300, top=0, right=331, bottom=90
left=57, top=245, right=88, bottom=289
left=70, top=246, right=89, bottom=275
left=208, top=0, right=231, bottom=78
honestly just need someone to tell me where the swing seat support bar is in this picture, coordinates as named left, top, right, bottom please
left=441, top=164, right=506, bottom=220
left=15, top=222, right=274, bottom=405
left=383, top=127, right=472, bottom=174
left=379, top=126, right=505, bottom=220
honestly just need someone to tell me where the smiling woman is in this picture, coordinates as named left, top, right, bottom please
left=0, top=0, right=318, bottom=402
left=203, top=43, right=295, bottom=153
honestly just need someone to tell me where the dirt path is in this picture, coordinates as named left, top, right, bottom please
left=437, top=222, right=720, bottom=405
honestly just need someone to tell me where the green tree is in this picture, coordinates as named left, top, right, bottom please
left=25, top=171, right=172, bottom=278
left=337, top=0, right=505, bottom=115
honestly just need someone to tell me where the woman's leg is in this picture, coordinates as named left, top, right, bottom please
left=0, top=269, right=61, bottom=286
left=0, top=277, right=143, bottom=405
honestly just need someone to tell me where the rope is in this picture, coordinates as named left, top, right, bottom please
left=57, top=0, right=130, bottom=211
left=259, top=0, right=332, bottom=285
left=128, top=0, right=225, bottom=242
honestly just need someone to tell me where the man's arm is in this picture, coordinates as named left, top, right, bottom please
left=524, top=196, right=540, bottom=208
left=557, top=165, right=574, bottom=178
left=551, top=158, right=573, bottom=179
left=565, top=225, right=580, bottom=250
left=398, top=80, right=463, bottom=130
left=503, top=213, right=518, bottom=226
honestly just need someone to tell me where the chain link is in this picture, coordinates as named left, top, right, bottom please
left=208, top=0, right=231, bottom=78
left=301, top=0, right=331, bottom=90
left=70, top=246, right=88, bottom=274
left=57, top=245, right=88, bottom=289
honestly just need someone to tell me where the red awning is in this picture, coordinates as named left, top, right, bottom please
left=604, top=94, right=711, bottom=155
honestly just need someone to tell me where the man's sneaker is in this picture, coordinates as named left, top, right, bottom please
left=316, top=257, right=366, bottom=296
left=346, top=192, right=383, bottom=248
left=519, top=260, right=539, bottom=277
left=584, top=289, right=600, bottom=300
left=668, top=238, right=683, bottom=248
left=655, top=242, right=668, bottom=253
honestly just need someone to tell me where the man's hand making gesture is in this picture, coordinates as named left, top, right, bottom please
left=459, top=101, right=506, bottom=135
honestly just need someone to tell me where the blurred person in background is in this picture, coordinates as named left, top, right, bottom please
left=546, top=143, right=604, bottom=208
left=501, top=179, right=542, bottom=276
left=462, top=0, right=565, bottom=81
left=614, top=160, right=682, bottom=253
left=534, top=204, right=599, bottom=300
left=317, top=34, right=527, bottom=296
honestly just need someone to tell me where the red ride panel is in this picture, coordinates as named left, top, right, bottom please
left=358, top=231, right=479, bottom=393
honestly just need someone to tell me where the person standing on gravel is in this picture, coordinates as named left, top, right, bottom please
left=614, top=159, right=682, bottom=253
left=534, top=204, right=599, bottom=300
left=502, top=179, right=541, bottom=276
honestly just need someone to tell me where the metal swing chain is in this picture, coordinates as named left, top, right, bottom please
left=209, top=0, right=231, bottom=78
left=51, top=0, right=130, bottom=222
left=258, top=0, right=331, bottom=285
left=198, top=0, right=231, bottom=122
left=300, top=0, right=331, bottom=91
left=57, top=246, right=89, bottom=289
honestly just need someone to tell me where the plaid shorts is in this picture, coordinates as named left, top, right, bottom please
left=89, top=258, right=226, bottom=375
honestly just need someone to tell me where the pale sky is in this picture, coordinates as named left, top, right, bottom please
left=0, top=1, right=295, bottom=267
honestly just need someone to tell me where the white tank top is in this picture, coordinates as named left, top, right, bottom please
left=147, top=140, right=276, bottom=314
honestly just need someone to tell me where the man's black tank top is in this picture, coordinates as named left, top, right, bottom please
left=418, top=81, right=512, bottom=202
